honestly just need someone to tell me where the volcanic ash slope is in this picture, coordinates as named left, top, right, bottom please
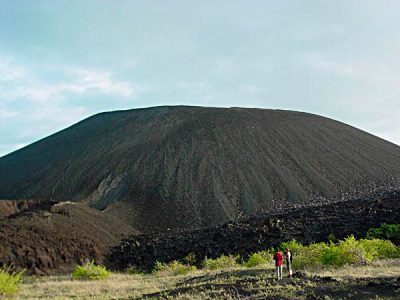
left=1, top=106, right=400, bottom=232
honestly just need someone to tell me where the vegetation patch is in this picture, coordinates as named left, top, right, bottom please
left=243, top=251, right=273, bottom=268
left=281, top=236, right=400, bottom=269
left=367, top=223, right=400, bottom=240
left=203, top=254, right=239, bottom=270
left=0, top=267, right=24, bottom=296
left=154, top=260, right=197, bottom=276
left=72, top=261, right=111, bottom=280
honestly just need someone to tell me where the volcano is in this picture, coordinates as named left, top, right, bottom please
left=1, top=106, right=400, bottom=232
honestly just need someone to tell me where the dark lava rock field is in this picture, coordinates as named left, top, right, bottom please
left=108, top=190, right=400, bottom=271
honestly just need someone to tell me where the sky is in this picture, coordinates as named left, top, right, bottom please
left=0, top=1, right=399, bottom=157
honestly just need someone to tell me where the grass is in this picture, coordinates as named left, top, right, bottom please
left=10, top=232, right=400, bottom=298
left=16, top=259, right=400, bottom=299
left=18, top=272, right=200, bottom=299
left=308, top=259, right=400, bottom=279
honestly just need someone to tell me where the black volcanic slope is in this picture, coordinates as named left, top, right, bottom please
left=1, top=106, right=400, bottom=232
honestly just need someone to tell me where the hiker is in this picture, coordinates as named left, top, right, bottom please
left=273, top=249, right=284, bottom=280
left=284, top=247, right=293, bottom=278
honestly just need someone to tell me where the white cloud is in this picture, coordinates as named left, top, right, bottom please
left=0, top=55, right=144, bottom=155
left=0, top=106, right=18, bottom=119
left=63, top=67, right=135, bottom=97
left=0, top=64, right=137, bottom=102
left=0, top=57, right=29, bottom=82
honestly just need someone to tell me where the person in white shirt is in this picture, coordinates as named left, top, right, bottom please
left=284, top=247, right=293, bottom=278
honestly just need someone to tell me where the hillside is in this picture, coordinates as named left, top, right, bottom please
left=0, top=201, right=138, bottom=274
left=1, top=106, right=400, bottom=232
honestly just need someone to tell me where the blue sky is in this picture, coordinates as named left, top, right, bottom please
left=1, top=1, right=399, bottom=156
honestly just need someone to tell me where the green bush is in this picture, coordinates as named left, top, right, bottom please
left=203, top=254, right=239, bottom=270
left=0, top=268, right=24, bottom=296
left=154, top=260, right=197, bottom=276
left=366, top=224, right=400, bottom=240
left=243, top=251, right=273, bottom=268
left=281, top=240, right=328, bottom=269
left=323, top=235, right=367, bottom=266
left=72, top=261, right=111, bottom=280
left=280, top=240, right=304, bottom=253
left=359, top=238, right=400, bottom=260
left=279, top=236, right=400, bottom=269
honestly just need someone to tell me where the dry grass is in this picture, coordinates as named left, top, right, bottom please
left=307, top=258, right=400, bottom=280
left=15, top=259, right=400, bottom=299
left=17, top=271, right=212, bottom=299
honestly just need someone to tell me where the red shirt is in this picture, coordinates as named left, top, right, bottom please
left=274, top=251, right=283, bottom=266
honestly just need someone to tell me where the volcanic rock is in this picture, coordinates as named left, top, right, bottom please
left=1, top=106, right=400, bottom=232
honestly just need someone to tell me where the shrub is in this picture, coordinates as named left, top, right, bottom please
left=183, top=253, right=197, bottom=266
left=366, top=224, right=400, bottom=240
left=203, top=255, right=239, bottom=270
left=154, top=260, right=197, bottom=276
left=278, top=236, right=400, bottom=269
left=280, top=240, right=303, bottom=253
left=326, top=235, right=366, bottom=266
left=302, top=242, right=329, bottom=268
left=280, top=240, right=327, bottom=269
left=72, top=261, right=111, bottom=280
left=243, top=251, right=272, bottom=268
left=358, top=238, right=400, bottom=260
left=0, top=268, right=24, bottom=296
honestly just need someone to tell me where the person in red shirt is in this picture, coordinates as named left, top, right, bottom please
left=273, top=250, right=284, bottom=280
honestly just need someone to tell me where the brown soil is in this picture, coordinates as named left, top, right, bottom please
left=1, top=106, right=400, bottom=232
left=0, top=201, right=138, bottom=274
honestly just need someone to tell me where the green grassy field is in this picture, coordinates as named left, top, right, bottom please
left=11, top=259, right=400, bottom=300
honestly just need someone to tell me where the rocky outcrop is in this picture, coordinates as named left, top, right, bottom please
left=108, top=191, right=400, bottom=271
